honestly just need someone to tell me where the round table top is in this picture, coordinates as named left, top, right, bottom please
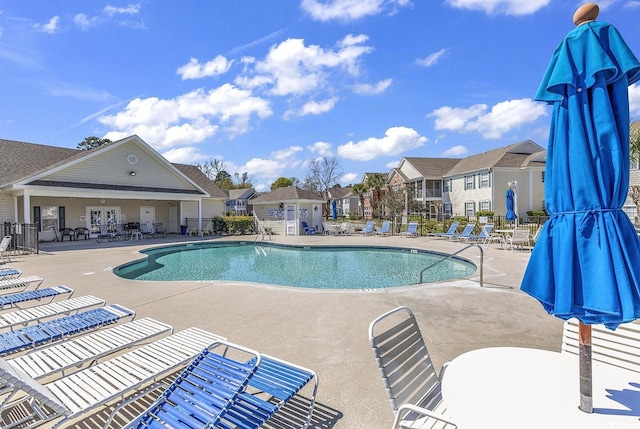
left=442, top=347, right=640, bottom=428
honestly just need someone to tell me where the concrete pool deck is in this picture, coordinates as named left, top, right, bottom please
left=9, top=233, right=561, bottom=428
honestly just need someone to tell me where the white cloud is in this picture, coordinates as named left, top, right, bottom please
left=35, top=16, right=60, bottom=34
left=74, top=4, right=144, bottom=30
left=99, top=84, right=273, bottom=148
left=308, top=141, right=334, bottom=156
left=289, top=97, right=339, bottom=117
left=416, top=49, right=446, bottom=67
left=353, top=78, right=392, bottom=95
left=385, top=160, right=400, bottom=168
left=300, top=0, right=411, bottom=22
left=177, top=56, right=234, bottom=80
left=626, top=1, right=640, bottom=7
left=441, top=145, right=468, bottom=156
left=103, top=4, right=141, bottom=16
left=630, top=83, right=640, bottom=117
left=337, top=126, right=427, bottom=161
left=240, top=146, right=304, bottom=179
left=73, top=13, right=96, bottom=30
left=161, top=146, right=209, bottom=163
left=251, top=34, right=373, bottom=97
left=341, top=172, right=358, bottom=183
left=445, top=0, right=550, bottom=15
left=429, top=98, right=548, bottom=139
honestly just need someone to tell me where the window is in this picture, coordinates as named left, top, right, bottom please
left=444, top=179, right=452, bottom=192
left=40, top=206, right=59, bottom=231
left=465, top=201, right=475, bottom=217
left=464, top=175, right=475, bottom=190
left=480, top=200, right=491, bottom=211
left=443, top=203, right=452, bottom=216
left=425, top=180, right=442, bottom=198
left=623, top=204, right=637, bottom=221
left=479, top=172, right=490, bottom=188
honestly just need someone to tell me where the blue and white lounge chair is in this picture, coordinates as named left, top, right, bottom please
left=428, top=222, right=460, bottom=239
left=0, top=275, right=43, bottom=294
left=0, top=286, right=74, bottom=311
left=360, top=221, right=375, bottom=235
left=0, top=268, right=20, bottom=279
left=376, top=220, right=392, bottom=236
left=0, top=304, right=135, bottom=356
left=0, top=295, right=104, bottom=330
left=301, top=221, right=316, bottom=235
left=7, top=317, right=172, bottom=380
left=400, top=222, right=419, bottom=237
left=0, top=327, right=224, bottom=429
left=125, top=342, right=318, bottom=429
left=448, top=223, right=476, bottom=241
left=463, top=223, right=495, bottom=243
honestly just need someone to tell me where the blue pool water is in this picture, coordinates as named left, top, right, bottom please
left=114, top=242, right=476, bottom=289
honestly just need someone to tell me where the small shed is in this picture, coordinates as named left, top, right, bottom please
left=252, top=186, right=325, bottom=235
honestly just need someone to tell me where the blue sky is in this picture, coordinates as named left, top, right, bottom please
left=1, top=1, right=639, bottom=191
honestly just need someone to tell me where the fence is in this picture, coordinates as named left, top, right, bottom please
left=2, top=222, right=39, bottom=255
left=402, top=214, right=548, bottom=237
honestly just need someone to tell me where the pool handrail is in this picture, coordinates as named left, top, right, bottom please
left=418, top=243, right=483, bottom=287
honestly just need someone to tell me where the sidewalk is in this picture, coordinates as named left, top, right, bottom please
left=13, top=233, right=560, bottom=428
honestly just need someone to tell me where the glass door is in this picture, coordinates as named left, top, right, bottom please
left=86, top=206, right=121, bottom=237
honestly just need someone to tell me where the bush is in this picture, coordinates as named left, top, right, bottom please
left=211, top=217, right=228, bottom=234
left=226, top=216, right=254, bottom=235
left=476, top=210, right=494, bottom=217
left=527, top=210, right=548, bottom=217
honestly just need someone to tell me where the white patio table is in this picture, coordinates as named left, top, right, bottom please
left=441, top=347, right=640, bottom=429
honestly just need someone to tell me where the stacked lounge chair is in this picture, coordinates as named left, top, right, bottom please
left=0, top=286, right=74, bottom=311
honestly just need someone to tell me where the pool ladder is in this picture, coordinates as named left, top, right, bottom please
left=418, top=243, right=484, bottom=287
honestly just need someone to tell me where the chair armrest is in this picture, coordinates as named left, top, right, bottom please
left=393, top=403, right=457, bottom=428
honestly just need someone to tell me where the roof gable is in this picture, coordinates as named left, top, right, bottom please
left=251, top=186, right=324, bottom=203
left=1, top=135, right=209, bottom=196
left=401, top=157, right=461, bottom=179
left=444, top=139, right=545, bottom=177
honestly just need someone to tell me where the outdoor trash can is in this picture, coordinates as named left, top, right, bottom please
left=180, top=225, right=187, bottom=235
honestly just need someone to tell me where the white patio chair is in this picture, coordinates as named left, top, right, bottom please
left=0, top=236, right=12, bottom=264
left=369, top=306, right=457, bottom=428
left=506, top=227, right=531, bottom=251
left=0, top=327, right=224, bottom=429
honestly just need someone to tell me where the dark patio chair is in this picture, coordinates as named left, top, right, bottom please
left=74, top=227, right=90, bottom=240
left=60, top=228, right=75, bottom=241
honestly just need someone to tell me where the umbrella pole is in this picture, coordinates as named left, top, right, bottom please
left=578, top=322, right=593, bottom=413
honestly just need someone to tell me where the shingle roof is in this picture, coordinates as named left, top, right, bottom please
left=444, top=140, right=545, bottom=177
left=228, top=188, right=256, bottom=200
left=402, top=157, right=461, bottom=178
left=328, top=186, right=352, bottom=199
left=172, top=163, right=227, bottom=198
left=251, top=186, right=324, bottom=203
left=0, top=138, right=83, bottom=187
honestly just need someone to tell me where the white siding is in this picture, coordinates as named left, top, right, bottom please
left=44, top=140, right=197, bottom=192
left=0, top=192, right=16, bottom=223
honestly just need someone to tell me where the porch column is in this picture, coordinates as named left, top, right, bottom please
left=22, top=191, right=31, bottom=223
left=197, top=199, right=202, bottom=237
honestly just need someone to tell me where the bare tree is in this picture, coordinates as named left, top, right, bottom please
left=234, top=172, right=253, bottom=189
left=196, top=160, right=227, bottom=181
left=304, top=157, right=343, bottom=218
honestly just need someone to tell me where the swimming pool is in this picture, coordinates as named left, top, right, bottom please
left=114, top=242, right=476, bottom=290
